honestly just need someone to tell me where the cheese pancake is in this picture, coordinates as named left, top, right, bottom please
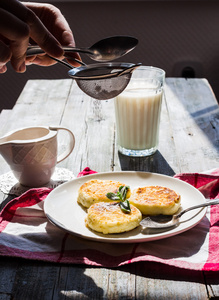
left=129, top=185, right=181, bottom=215
left=85, top=202, right=142, bottom=234
left=77, top=179, right=131, bottom=208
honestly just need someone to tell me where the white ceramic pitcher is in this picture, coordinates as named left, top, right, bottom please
left=0, top=126, right=75, bottom=187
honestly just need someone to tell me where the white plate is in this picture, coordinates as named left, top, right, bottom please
left=44, top=171, right=206, bottom=243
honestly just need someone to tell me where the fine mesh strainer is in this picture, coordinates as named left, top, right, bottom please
left=68, top=62, right=142, bottom=100
left=26, top=35, right=141, bottom=100
left=26, top=47, right=141, bottom=100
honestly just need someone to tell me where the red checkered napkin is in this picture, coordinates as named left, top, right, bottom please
left=0, top=168, right=219, bottom=271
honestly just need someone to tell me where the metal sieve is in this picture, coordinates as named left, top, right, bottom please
left=68, top=62, right=142, bottom=100
left=26, top=47, right=141, bottom=100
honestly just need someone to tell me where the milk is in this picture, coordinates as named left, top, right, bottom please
left=114, top=86, right=162, bottom=153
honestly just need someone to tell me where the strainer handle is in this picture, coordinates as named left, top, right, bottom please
left=26, top=46, right=86, bottom=69
left=46, top=56, right=85, bottom=69
left=26, top=45, right=91, bottom=56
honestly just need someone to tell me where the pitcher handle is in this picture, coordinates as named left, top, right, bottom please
left=49, top=126, right=75, bottom=163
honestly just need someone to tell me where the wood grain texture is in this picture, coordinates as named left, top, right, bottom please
left=0, top=78, right=219, bottom=299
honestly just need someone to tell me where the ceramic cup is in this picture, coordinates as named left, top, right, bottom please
left=0, top=126, right=75, bottom=187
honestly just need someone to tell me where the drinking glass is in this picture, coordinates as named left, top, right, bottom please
left=114, top=66, right=165, bottom=156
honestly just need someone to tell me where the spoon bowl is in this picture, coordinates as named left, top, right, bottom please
left=86, top=35, right=138, bottom=61
left=140, top=198, right=219, bottom=229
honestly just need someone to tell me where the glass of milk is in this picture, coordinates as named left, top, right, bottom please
left=114, top=66, right=165, bottom=156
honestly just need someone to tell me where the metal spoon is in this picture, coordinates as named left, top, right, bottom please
left=26, top=36, right=138, bottom=62
left=140, top=198, right=219, bottom=229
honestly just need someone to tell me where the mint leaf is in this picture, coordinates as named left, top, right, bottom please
left=119, top=185, right=130, bottom=201
left=106, top=192, right=120, bottom=201
left=106, top=185, right=131, bottom=213
left=119, top=200, right=131, bottom=213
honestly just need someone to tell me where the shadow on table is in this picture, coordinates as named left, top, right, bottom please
left=118, top=150, right=175, bottom=176
left=0, top=193, right=15, bottom=211
left=115, top=219, right=214, bottom=285
left=119, top=260, right=211, bottom=285
left=9, top=258, right=104, bottom=300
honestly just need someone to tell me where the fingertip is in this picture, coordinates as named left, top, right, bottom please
left=17, top=61, right=26, bottom=73
left=66, top=53, right=82, bottom=67
left=67, top=58, right=82, bottom=68
left=0, top=65, right=7, bottom=73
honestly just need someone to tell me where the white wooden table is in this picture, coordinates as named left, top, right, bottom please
left=0, top=77, right=219, bottom=299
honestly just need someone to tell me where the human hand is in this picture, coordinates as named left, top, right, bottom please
left=0, top=0, right=80, bottom=73
left=24, top=2, right=81, bottom=68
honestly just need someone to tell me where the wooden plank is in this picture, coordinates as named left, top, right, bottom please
left=105, top=266, right=136, bottom=299
left=1, top=77, right=218, bottom=177
left=0, top=78, right=218, bottom=299
left=59, top=81, right=115, bottom=175
left=48, top=263, right=208, bottom=300
left=11, top=261, right=61, bottom=300
left=163, top=78, right=219, bottom=173
left=204, top=272, right=219, bottom=299
left=1, top=261, right=209, bottom=300
left=53, top=266, right=109, bottom=299
left=0, top=79, right=73, bottom=136
left=0, top=110, right=11, bottom=126
left=135, top=262, right=208, bottom=300
left=0, top=258, right=19, bottom=300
